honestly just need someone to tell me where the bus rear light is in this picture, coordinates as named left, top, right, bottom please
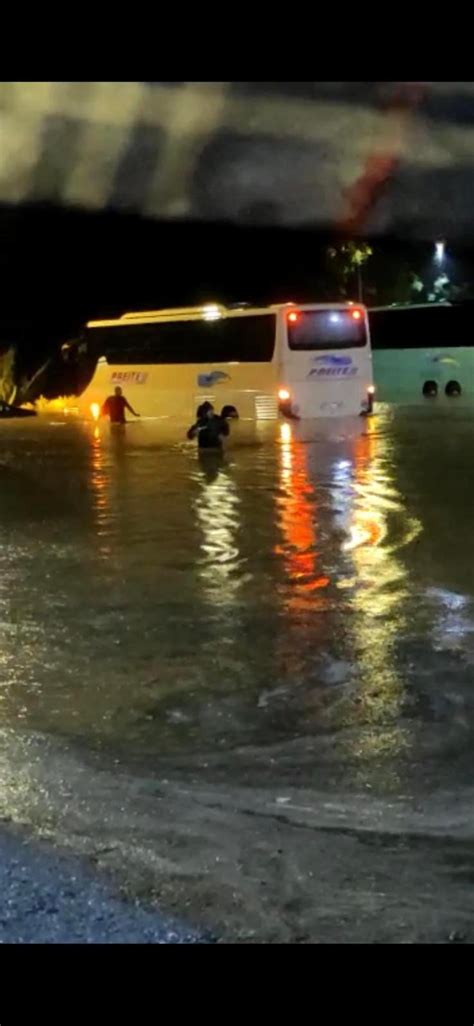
left=278, top=388, right=300, bottom=420
left=364, top=387, right=375, bottom=415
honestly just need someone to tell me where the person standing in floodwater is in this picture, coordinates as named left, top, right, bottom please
left=187, top=401, right=231, bottom=449
left=101, top=386, right=140, bottom=424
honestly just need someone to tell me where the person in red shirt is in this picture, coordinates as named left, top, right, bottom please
left=101, top=386, right=140, bottom=424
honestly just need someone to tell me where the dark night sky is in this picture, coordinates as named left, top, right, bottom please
left=0, top=204, right=456, bottom=352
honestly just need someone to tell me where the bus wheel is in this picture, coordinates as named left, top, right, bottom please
left=422, top=380, right=438, bottom=397
left=445, top=380, right=461, bottom=397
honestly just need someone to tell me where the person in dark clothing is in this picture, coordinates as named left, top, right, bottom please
left=101, top=386, right=140, bottom=424
left=187, top=402, right=230, bottom=449
left=220, top=405, right=239, bottom=421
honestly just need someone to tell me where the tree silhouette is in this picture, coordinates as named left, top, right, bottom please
left=326, top=241, right=373, bottom=301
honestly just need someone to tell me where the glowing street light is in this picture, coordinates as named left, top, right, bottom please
left=434, top=240, right=445, bottom=264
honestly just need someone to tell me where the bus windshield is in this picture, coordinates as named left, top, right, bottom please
left=288, top=309, right=367, bottom=350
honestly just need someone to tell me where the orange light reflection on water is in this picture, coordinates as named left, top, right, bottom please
left=89, top=425, right=112, bottom=560
left=275, top=423, right=330, bottom=606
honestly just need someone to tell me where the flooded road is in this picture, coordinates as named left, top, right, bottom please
left=1, top=408, right=474, bottom=941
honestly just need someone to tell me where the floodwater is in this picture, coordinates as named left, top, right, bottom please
left=1, top=407, right=474, bottom=942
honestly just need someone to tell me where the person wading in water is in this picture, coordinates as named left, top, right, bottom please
left=187, top=402, right=238, bottom=449
left=101, top=386, right=140, bottom=424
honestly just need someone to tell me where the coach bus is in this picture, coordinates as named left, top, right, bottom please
left=69, top=302, right=374, bottom=432
left=369, top=303, right=474, bottom=403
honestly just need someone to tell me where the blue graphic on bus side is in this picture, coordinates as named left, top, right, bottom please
left=307, top=354, right=357, bottom=378
left=432, top=354, right=458, bottom=365
left=197, top=371, right=231, bottom=387
left=314, top=354, right=353, bottom=366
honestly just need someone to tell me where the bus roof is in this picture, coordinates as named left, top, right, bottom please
left=369, top=302, right=452, bottom=313
left=87, top=301, right=366, bottom=330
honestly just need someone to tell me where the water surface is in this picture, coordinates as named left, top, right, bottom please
left=1, top=409, right=473, bottom=939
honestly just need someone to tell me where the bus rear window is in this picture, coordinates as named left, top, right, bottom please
left=88, top=314, right=276, bottom=364
left=288, top=310, right=367, bottom=350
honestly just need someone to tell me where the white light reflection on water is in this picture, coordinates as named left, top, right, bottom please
left=331, top=421, right=423, bottom=772
left=192, top=456, right=243, bottom=608
left=426, top=587, right=474, bottom=654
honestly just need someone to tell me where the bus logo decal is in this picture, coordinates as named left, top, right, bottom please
left=198, top=371, right=230, bottom=387
left=432, top=354, right=458, bottom=365
left=308, top=355, right=357, bottom=378
left=110, top=371, right=148, bottom=384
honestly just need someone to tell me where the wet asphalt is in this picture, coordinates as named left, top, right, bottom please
left=0, top=826, right=207, bottom=944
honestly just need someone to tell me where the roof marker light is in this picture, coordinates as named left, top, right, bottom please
left=203, top=304, right=222, bottom=321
